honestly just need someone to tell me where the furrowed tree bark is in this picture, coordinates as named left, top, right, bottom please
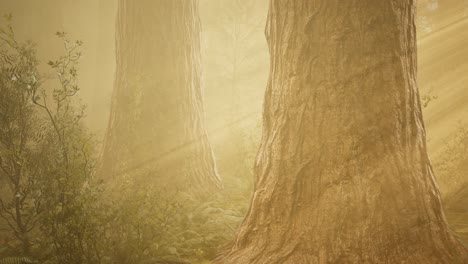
left=217, top=1, right=468, bottom=263
left=100, top=0, right=222, bottom=193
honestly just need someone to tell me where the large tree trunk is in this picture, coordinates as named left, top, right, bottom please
left=217, top=1, right=468, bottom=263
left=100, top=0, right=222, bottom=192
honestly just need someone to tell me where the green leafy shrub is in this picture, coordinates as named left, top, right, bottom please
left=0, top=17, right=101, bottom=263
left=96, top=177, right=247, bottom=264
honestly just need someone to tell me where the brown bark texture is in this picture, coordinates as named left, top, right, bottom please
left=217, top=0, right=468, bottom=263
left=100, top=0, right=222, bottom=192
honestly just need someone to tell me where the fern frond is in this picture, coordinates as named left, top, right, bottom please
left=0, top=257, right=36, bottom=264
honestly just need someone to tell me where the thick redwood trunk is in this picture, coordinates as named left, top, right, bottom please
left=218, top=1, right=468, bottom=263
left=101, top=0, right=222, bottom=192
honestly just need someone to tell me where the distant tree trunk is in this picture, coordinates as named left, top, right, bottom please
left=92, top=0, right=116, bottom=132
left=101, top=0, right=222, bottom=193
left=217, top=1, right=468, bottom=263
